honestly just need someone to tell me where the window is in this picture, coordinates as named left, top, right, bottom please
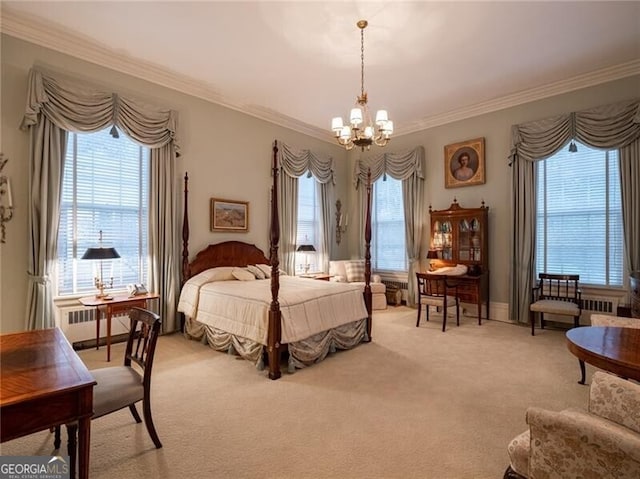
left=372, top=176, right=406, bottom=271
left=57, top=128, right=150, bottom=295
left=295, top=173, right=320, bottom=273
left=535, top=142, right=623, bottom=287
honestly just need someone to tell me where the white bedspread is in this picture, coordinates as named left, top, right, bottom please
left=178, top=275, right=368, bottom=344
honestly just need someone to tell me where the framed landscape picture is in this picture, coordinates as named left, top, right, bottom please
left=210, top=198, right=249, bottom=232
left=444, top=137, right=485, bottom=188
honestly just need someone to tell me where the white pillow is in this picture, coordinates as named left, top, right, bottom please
left=185, top=266, right=235, bottom=286
left=232, top=268, right=256, bottom=281
left=246, top=264, right=266, bottom=279
left=256, top=264, right=272, bottom=278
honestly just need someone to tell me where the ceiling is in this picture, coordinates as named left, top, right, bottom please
left=2, top=1, right=639, bottom=143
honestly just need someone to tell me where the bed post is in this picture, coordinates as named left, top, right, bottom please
left=181, top=172, right=190, bottom=332
left=364, top=168, right=373, bottom=341
left=268, top=141, right=282, bottom=380
left=182, top=172, right=190, bottom=282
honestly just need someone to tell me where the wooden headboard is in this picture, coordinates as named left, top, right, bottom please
left=187, top=241, right=270, bottom=278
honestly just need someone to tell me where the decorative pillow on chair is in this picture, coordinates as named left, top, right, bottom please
left=345, top=260, right=365, bottom=283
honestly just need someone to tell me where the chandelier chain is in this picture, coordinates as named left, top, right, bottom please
left=360, top=25, right=365, bottom=100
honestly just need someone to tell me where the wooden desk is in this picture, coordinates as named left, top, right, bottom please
left=429, top=272, right=490, bottom=325
left=79, top=293, right=159, bottom=362
left=1, top=328, right=96, bottom=479
left=566, top=326, right=640, bottom=384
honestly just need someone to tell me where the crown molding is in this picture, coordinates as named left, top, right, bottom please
left=2, top=8, right=638, bottom=143
left=398, top=59, right=640, bottom=136
left=0, top=8, right=330, bottom=142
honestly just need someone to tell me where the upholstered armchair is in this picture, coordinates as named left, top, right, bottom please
left=329, top=260, right=387, bottom=310
left=504, top=371, right=640, bottom=478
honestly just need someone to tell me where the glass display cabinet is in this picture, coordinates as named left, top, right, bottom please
left=428, top=200, right=489, bottom=323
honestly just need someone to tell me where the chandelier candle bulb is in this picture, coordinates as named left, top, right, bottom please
left=376, top=110, right=388, bottom=124
left=350, top=108, right=363, bottom=125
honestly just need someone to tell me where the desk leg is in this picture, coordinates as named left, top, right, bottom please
left=95, top=307, right=100, bottom=350
left=486, top=280, right=490, bottom=321
left=77, top=416, right=91, bottom=479
left=106, top=308, right=112, bottom=362
left=476, top=283, right=482, bottom=326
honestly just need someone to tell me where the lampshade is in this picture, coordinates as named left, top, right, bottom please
left=81, top=247, right=120, bottom=260
left=296, top=244, right=316, bottom=253
left=426, top=250, right=438, bottom=259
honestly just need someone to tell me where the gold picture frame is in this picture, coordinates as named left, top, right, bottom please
left=444, top=137, right=485, bottom=188
left=210, top=198, right=249, bottom=232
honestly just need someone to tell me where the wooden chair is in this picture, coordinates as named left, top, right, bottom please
left=56, top=307, right=163, bottom=477
left=529, top=273, right=581, bottom=336
left=416, top=272, right=460, bottom=332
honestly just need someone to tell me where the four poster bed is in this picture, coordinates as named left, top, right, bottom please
left=178, top=141, right=374, bottom=379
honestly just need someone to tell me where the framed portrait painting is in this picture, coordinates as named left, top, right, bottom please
left=444, top=137, right=485, bottom=188
left=210, top=198, right=249, bottom=232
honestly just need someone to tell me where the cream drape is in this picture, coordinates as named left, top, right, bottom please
left=508, top=98, right=640, bottom=324
left=354, top=146, right=425, bottom=307
left=276, top=142, right=334, bottom=275
left=20, top=68, right=180, bottom=332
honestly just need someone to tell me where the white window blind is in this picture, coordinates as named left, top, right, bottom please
left=57, top=128, right=150, bottom=295
left=372, top=176, right=407, bottom=271
left=296, top=173, right=320, bottom=273
left=535, top=142, right=623, bottom=286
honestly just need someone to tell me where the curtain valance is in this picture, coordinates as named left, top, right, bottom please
left=277, top=142, right=334, bottom=183
left=20, top=68, right=180, bottom=154
left=354, top=146, right=425, bottom=188
left=509, top=98, right=640, bottom=163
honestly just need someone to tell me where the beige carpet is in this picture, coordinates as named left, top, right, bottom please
left=1, top=307, right=594, bottom=478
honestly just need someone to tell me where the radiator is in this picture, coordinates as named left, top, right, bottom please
left=581, top=295, right=618, bottom=315
left=581, top=294, right=621, bottom=323
left=56, top=303, right=130, bottom=345
left=382, top=280, right=409, bottom=304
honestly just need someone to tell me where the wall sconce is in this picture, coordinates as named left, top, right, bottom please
left=335, top=199, right=348, bottom=245
left=0, top=153, right=14, bottom=244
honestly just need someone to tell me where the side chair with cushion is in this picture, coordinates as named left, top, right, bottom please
left=529, top=273, right=581, bottom=336
left=504, top=371, right=640, bottom=479
left=416, top=272, right=459, bottom=332
left=56, top=307, right=163, bottom=477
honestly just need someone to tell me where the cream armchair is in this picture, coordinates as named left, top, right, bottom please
left=505, top=371, right=640, bottom=479
left=329, top=260, right=387, bottom=310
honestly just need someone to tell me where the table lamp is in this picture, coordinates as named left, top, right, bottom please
left=296, top=244, right=316, bottom=274
left=82, top=230, right=120, bottom=299
left=426, top=249, right=438, bottom=271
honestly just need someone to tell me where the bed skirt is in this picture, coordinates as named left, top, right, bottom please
left=184, top=316, right=368, bottom=373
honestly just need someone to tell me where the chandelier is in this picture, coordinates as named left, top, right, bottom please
left=331, top=20, right=393, bottom=151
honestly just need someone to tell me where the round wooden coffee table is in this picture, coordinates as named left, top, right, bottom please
left=566, top=326, right=640, bottom=384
